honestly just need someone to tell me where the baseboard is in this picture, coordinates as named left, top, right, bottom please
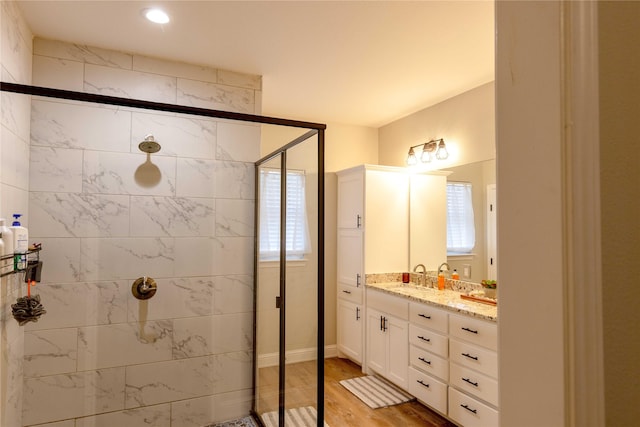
left=258, top=345, right=338, bottom=368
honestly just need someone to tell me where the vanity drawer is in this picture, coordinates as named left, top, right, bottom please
left=449, top=314, right=497, bottom=351
left=450, top=339, right=498, bottom=379
left=408, top=367, right=447, bottom=416
left=450, top=362, right=498, bottom=406
left=409, top=324, right=448, bottom=358
left=367, top=289, right=408, bottom=320
left=410, top=345, right=448, bottom=381
left=409, top=302, right=448, bottom=334
left=448, top=387, right=499, bottom=427
left=338, top=283, right=362, bottom=304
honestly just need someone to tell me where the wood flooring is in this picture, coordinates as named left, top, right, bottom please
left=256, top=357, right=456, bottom=427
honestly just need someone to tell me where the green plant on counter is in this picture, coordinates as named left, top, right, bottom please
left=481, top=279, right=497, bottom=289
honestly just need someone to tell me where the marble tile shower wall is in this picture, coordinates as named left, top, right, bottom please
left=1, top=2, right=33, bottom=427
left=20, top=39, right=262, bottom=427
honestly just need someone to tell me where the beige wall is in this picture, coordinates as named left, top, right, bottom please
left=378, top=82, right=495, bottom=169
left=260, top=123, right=378, bottom=351
left=598, top=2, right=640, bottom=425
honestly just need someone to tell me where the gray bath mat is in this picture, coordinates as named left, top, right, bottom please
left=340, top=375, right=414, bottom=409
left=208, top=415, right=259, bottom=427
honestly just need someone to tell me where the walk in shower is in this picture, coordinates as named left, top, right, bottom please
left=1, top=72, right=324, bottom=426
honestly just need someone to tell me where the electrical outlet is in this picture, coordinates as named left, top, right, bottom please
left=463, top=264, right=471, bottom=278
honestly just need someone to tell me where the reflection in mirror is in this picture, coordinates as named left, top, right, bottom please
left=443, top=159, right=496, bottom=283
left=409, top=159, right=496, bottom=284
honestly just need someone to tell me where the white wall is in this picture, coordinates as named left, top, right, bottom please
left=496, top=2, right=566, bottom=425
left=0, top=2, right=32, bottom=426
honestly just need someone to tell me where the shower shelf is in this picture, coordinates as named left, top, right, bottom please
left=0, top=247, right=42, bottom=278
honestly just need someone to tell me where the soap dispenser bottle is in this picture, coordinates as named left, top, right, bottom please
left=438, top=271, right=445, bottom=290
left=10, top=214, right=28, bottom=269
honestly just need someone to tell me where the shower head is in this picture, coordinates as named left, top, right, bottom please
left=138, top=134, right=161, bottom=154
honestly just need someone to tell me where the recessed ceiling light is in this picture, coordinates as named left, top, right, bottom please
left=144, top=8, right=170, bottom=24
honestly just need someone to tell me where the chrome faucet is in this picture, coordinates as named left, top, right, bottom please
left=438, top=262, right=451, bottom=277
left=413, top=263, right=427, bottom=286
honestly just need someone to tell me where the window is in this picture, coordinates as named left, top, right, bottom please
left=259, top=168, right=310, bottom=260
left=446, top=182, right=475, bottom=254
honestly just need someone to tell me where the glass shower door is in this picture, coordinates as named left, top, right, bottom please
left=254, top=129, right=323, bottom=426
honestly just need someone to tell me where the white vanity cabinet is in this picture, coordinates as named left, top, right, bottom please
left=365, top=289, right=409, bottom=390
left=407, top=302, right=450, bottom=415
left=447, top=314, right=499, bottom=427
left=336, top=165, right=408, bottom=365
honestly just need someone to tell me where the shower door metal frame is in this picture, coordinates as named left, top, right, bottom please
left=0, top=81, right=326, bottom=426
left=254, top=129, right=325, bottom=426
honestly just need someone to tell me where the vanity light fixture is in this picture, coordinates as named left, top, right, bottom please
left=144, top=8, right=170, bottom=24
left=406, top=138, right=448, bottom=165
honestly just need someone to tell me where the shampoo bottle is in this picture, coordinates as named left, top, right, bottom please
left=0, top=218, right=13, bottom=273
left=452, top=269, right=459, bottom=280
left=10, top=214, right=28, bottom=269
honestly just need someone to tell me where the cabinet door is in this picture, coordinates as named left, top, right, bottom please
left=386, top=315, right=409, bottom=390
left=337, top=171, right=364, bottom=229
left=366, top=308, right=387, bottom=375
left=337, top=229, right=363, bottom=288
left=337, top=299, right=363, bottom=363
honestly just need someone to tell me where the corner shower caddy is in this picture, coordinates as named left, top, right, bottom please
left=0, top=246, right=41, bottom=278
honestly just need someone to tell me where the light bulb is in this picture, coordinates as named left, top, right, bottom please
left=436, top=140, right=449, bottom=160
left=145, top=8, right=170, bottom=24
left=407, top=148, right=417, bottom=166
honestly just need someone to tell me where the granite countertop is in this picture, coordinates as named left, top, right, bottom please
left=366, top=281, right=498, bottom=322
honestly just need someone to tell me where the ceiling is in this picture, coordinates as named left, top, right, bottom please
left=16, top=1, right=494, bottom=128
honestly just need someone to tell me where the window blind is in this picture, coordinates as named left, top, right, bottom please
left=259, top=168, right=310, bottom=260
left=446, top=182, right=475, bottom=253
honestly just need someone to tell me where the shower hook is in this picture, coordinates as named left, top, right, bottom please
left=132, top=276, right=157, bottom=300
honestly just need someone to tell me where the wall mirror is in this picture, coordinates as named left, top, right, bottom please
left=409, top=159, right=496, bottom=284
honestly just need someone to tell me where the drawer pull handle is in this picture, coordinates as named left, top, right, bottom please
left=462, top=377, right=479, bottom=387
left=460, top=404, right=477, bottom=414
left=417, top=379, right=430, bottom=388
left=462, top=326, right=479, bottom=334
left=418, top=357, right=431, bottom=365
left=342, top=290, right=352, bottom=294
left=417, top=335, right=431, bottom=342
left=418, top=314, right=431, bottom=319
left=462, top=352, right=479, bottom=361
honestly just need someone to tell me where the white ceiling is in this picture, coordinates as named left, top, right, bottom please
left=16, top=1, right=494, bottom=128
